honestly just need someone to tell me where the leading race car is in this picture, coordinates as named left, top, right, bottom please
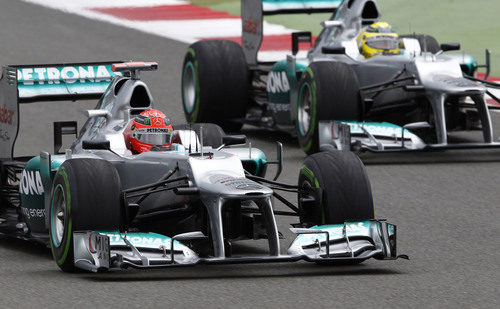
left=0, top=61, right=405, bottom=272
left=181, top=0, right=500, bottom=155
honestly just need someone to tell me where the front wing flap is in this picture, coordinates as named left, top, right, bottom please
left=287, top=220, right=403, bottom=262
left=73, top=231, right=198, bottom=272
left=318, top=120, right=426, bottom=152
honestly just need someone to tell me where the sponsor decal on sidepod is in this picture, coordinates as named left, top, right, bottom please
left=19, top=170, right=44, bottom=195
left=267, top=71, right=290, bottom=93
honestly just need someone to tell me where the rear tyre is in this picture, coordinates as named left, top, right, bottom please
left=49, top=159, right=122, bottom=272
left=182, top=40, right=249, bottom=132
left=298, top=151, right=374, bottom=226
left=400, top=34, right=440, bottom=53
left=296, top=62, right=361, bottom=155
left=174, top=123, right=225, bottom=148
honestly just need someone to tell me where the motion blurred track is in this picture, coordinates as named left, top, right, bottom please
left=0, top=1, right=498, bottom=308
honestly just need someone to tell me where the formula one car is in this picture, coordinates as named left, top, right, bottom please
left=0, top=61, right=405, bottom=272
left=181, top=0, right=500, bottom=154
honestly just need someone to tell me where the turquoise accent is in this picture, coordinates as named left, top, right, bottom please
left=340, top=121, right=417, bottom=138
left=268, top=60, right=307, bottom=105
left=25, top=155, right=64, bottom=173
left=17, top=65, right=121, bottom=99
left=252, top=151, right=268, bottom=177
left=94, top=231, right=186, bottom=250
left=267, top=61, right=291, bottom=104
left=295, top=61, right=308, bottom=72
left=20, top=156, right=66, bottom=233
left=271, top=60, right=288, bottom=71
left=295, top=221, right=373, bottom=243
left=459, top=54, right=478, bottom=76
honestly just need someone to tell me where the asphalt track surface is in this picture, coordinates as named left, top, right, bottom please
left=0, top=1, right=498, bottom=308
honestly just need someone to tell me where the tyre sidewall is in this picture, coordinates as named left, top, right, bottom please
left=297, top=67, right=319, bottom=154
left=296, top=62, right=361, bottom=155
left=299, top=151, right=374, bottom=225
left=182, top=41, right=248, bottom=132
left=49, top=166, right=76, bottom=272
left=182, top=48, right=201, bottom=123
left=49, top=159, right=122, bottom=272
left=298, top=157, right=324, bottom=225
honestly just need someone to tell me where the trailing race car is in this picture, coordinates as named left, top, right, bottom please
left=181, top=0, right=500, bottom=154
left=0, top=61, right=405, bottom=272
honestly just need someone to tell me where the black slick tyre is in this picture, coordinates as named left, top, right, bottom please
left=173, top=123, right=225, bottom=148
left=296, top=62, right=361, bottom=155
left=49, top=159, right=122, bottom=272
left=400, top=34, right=440, bottom=53
left=182, top=40, right=248, bottom=132
left=298, top=151, right=374, bottom=226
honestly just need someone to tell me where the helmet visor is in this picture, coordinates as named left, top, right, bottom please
left=134, top=128, right=172, bottom=145
left=366, top=36, right=399, bottom=50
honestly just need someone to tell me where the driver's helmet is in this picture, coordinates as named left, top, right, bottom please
left=358, top=21, right=400, bottom=58
left=123, top=109, right=173, bottom=154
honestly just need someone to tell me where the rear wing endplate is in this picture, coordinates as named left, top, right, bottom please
left=0, top=61, right=123, bottom=159
left=242, top=0, right=343, bottom=65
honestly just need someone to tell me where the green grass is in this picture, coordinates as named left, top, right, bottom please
left=190, top=0, right=500, bottom=75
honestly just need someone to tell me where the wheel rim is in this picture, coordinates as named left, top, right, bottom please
left=183, top=62, right=196, bottom=114
left=298, top=83, right=313, bottom=136
left=51, top=184, right=66, bottom=247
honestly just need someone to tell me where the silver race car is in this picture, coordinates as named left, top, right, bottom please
left=182, top=0, right=500, bottom=154
left=0, top=61, right=406, bottom=272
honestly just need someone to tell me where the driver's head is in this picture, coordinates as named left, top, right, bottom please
left=124, top=109, right=173, bottom=154
left=358, top=21, right=400, bottom=58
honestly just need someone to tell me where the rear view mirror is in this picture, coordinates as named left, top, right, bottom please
left=82, top=139, right=110, bottom=150
left=321, top=20, right=344, bottom=29
left=322, top=46, right=346, bottom=54
left=440, top=43, right=460, bottom=52
left=87, top=109, right=111, bottom=119
left=222, top=135, right=247, bottom=146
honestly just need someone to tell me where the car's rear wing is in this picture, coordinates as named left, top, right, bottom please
left=242, top=0, right=343, bottom=65
left=0, top=61, right=123, bottom=159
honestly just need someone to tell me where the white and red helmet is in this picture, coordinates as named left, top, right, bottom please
left=123, top=109, right=173, bottom=153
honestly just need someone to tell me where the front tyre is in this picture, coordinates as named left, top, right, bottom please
left=296, top=62, right=361, bottom=155
left=49, top=159, right=122, bottom=272
left=298, top=151, right=374, bottom=226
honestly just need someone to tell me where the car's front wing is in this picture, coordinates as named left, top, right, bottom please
left=72, top=220, right=407, bottom=272
left=319, top=120, right=500, bottom=153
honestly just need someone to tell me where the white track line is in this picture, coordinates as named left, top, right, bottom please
left=20, top=0, right=295, bottom=60
left=22, top=0, right=189, bottom=9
